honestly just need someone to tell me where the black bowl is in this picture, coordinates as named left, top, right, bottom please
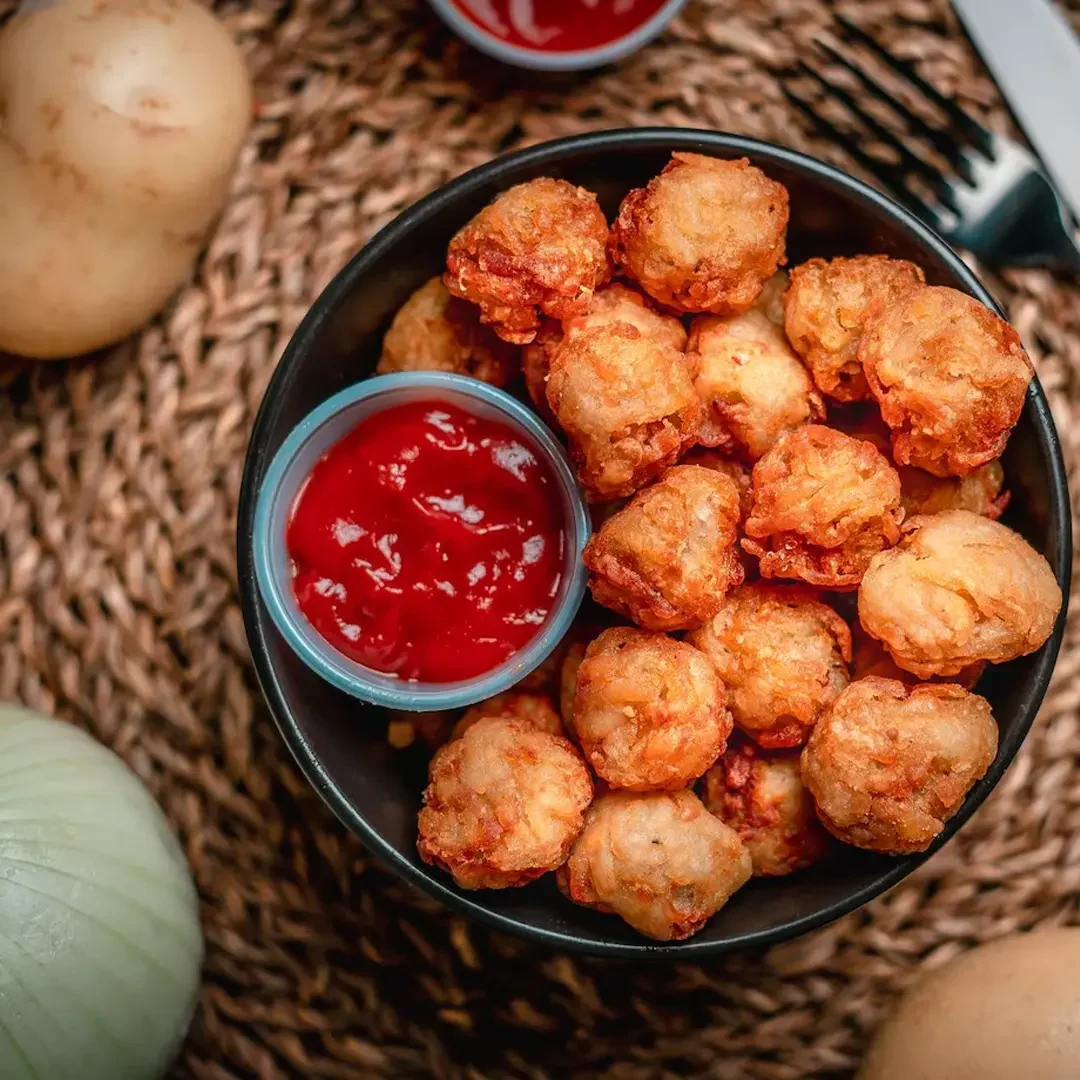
left=238, top=129, right=1072, bottom=957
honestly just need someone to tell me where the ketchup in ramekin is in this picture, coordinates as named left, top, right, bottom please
left=287, top=400, right=565, bottom=683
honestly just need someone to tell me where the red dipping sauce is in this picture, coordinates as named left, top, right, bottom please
left=287, top=400, right=565, bottom=683
left=450, top=0, right=669, bottom=52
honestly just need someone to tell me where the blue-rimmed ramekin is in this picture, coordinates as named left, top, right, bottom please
left=252, top=371, right=591, bottom=711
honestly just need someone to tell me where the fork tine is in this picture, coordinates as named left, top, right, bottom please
left=835, top=14, right=995, bottom=159
left=814, top=39, right=977, bottom=184
left=797, top=62, right=958, bottom=212
left=780, top=86, right=944, bottom=228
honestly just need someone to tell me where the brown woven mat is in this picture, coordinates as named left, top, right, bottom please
left=2, top=0, right=1079, bottom=1076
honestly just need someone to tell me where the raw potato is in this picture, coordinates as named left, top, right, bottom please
left=0, top=0, right=252, bottom=359
left=858, top=929, right=1080, bottom=1080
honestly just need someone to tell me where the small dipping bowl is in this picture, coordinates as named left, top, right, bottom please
left=252, top=372, right=591, bottom=711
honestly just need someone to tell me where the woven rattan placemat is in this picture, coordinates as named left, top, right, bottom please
left=1, top=0, right=1078, bottom=1076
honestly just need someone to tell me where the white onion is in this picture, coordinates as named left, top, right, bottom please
left=0, top=705, right=203, bottom=1079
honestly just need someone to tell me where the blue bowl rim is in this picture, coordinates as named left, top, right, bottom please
left=237, top=127, right=1073, bottom=959
left=252, top=371, right=591, bottom=710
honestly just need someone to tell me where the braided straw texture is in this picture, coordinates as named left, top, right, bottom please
left=1, top=0, right=1078, bottom=1076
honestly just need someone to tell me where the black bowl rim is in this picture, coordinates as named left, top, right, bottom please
left=237, top=127, right=1073, bottom=958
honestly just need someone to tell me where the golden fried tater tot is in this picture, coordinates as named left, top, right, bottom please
left=452, top=691, right=566, bottom=741
left=523, top=282, right=686, bottom=421
left=858, top=510, right=1062, bottom=678
left=702, top=740, right=830, bottom=875
left=557, top=789, right=751, bottom=940
left=377, top=277, right=519, bottom=385
left=784, top=255, right=924, bottom=402
left=417, top=717, right=592, bottom=889
left=572, top=627, right=730, bottom=790
left=851, top=622, right=985, bottom=690
left=742, top=426, right=903, bottom=588
left=688, top=582, right=851, bottom=748
left=546, top=322, right=703, bottom=500
left=801, top=677, right=998, bottom=854
left=583, top=464, right=744, bottom=631
left=690, top=306, right=826, bottom=459
left=445, top=178, right=611, bottom=344
left=610, top=154, right=788, bottom=315
left=859, top=285, right=1033, bottom=476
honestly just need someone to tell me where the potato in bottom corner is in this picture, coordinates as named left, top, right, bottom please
left=557, top=789, right=751, bottom=941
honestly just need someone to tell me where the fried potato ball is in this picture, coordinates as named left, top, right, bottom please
left=452, top=691, right=566, bottom=741
left=858, top=510, right=1062, bottom=678
left=572, top=627, right=731, bottom=790
left=688, top=583, right=851, bottom=748
left=756, top=270, right=788, bottom=327
left=701, top=740, right=830, bottom=875
left=851, top=623, right=985, bottom=691
left=557, top=789, right=751, bottom=940
left=376, top=277, right=518, bottom=386
left=690, top=304, right=826, bottom=459
left=681, top=448, right=753, bottom=518
left=784, top=255, right=925, bottom=402
left=859, top=285, right=1033, bottom=476
left=801, top=677, right=998, bottom=853
left=582, top=464, right=744, bottom=631
left=742, top=425, right=903, bottom=588
left=417, top=716, right=592, bottom=889
left=523, top=282, right=686, bottom=420
left=444, top=178, right=611, bottom=344
left=546, top=322, right=703, bottom=500
left=610, top=154, right=789, bottom=315
left=834, top=405, right=1009, bottom=520
left=560, top=641, right=588, bottom=728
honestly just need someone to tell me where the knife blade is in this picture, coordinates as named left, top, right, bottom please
left=952, top=0, right=1080, bottom=224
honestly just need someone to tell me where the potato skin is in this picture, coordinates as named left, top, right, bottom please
left=444, top=178, right=611, bottom=344
left=546, top=321, right=703, bottom=500
left=610, top=154, right=789, bottom=316
left=377, top=277, right=518, bottom=385
left=859, top=286, right=1033, bottom=476
left=858, top=510, right=1062, bottom=678
left=417, top=716, right=592, bottom=889
left=688, top=583, right=851, bottom=748
left=523, top=282, right=686, bottom=421
left=583, top=464, right=744, bottom=631
left=572, top=627, right=731, bottom=791
left=690, top=306, right=826, bottom=460
left=557, top=789, right=752, bottom=940
left=742, top=425, right=903, bottom=588
left=452, top=691, right=566, bottom=741
left=784, top=255, right=924, bottom=402
left=801, top=677, right=998, bottom=854
left=702, top=740, right=830, bottom=876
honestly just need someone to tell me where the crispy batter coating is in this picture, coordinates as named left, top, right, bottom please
left=756, top=271, right=788, bottom=328
left=859, top=285, right=1033, bottom=476
left=610, top=154, right=789, bottom=316
left=557, top=789, right=751, bottom=940
left=858, top=510, right=1062, bottom=678
left=583, top=464, right=744, bottom=631
left=688, top=583, right=851, bottom=748
left=417, top=716, right=592, bottom=889
left=523, top=283, right=686, bottom=421
left=452, top=691, right=566, bottom=741
left=376, top=277, right=519, bottom=385
left=834, top=405, right=1010, bottom=519
left=444, top=178, right=611, bottom=344
left=742, top=426, right=903, bottom=588
left=681, top=449, right=753, bottom=518
left=560, top=641, right=588, bottom=728
left=784, top=256, right=925, bottom=402
left=702, top=740, right=830, bottom=875
left=851, top=623, right=985, bottom=691
left=801, top=677, right=998, bottom=853
left=546, top=322, right=703, bottom=500
left=572, top=627, right=731, bottom=790
left=690, top=305, right=826, bottom=460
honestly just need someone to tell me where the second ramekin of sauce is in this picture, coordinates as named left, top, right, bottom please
left=253, top=372, right=590, bottom=711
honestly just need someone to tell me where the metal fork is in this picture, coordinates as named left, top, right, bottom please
left=782, top=14, right=1080, bottom=273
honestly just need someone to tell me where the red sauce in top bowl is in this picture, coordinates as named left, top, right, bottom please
left=448, top=0, right=670, bottom=52
left=287, top=399, right=567, bottom=684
